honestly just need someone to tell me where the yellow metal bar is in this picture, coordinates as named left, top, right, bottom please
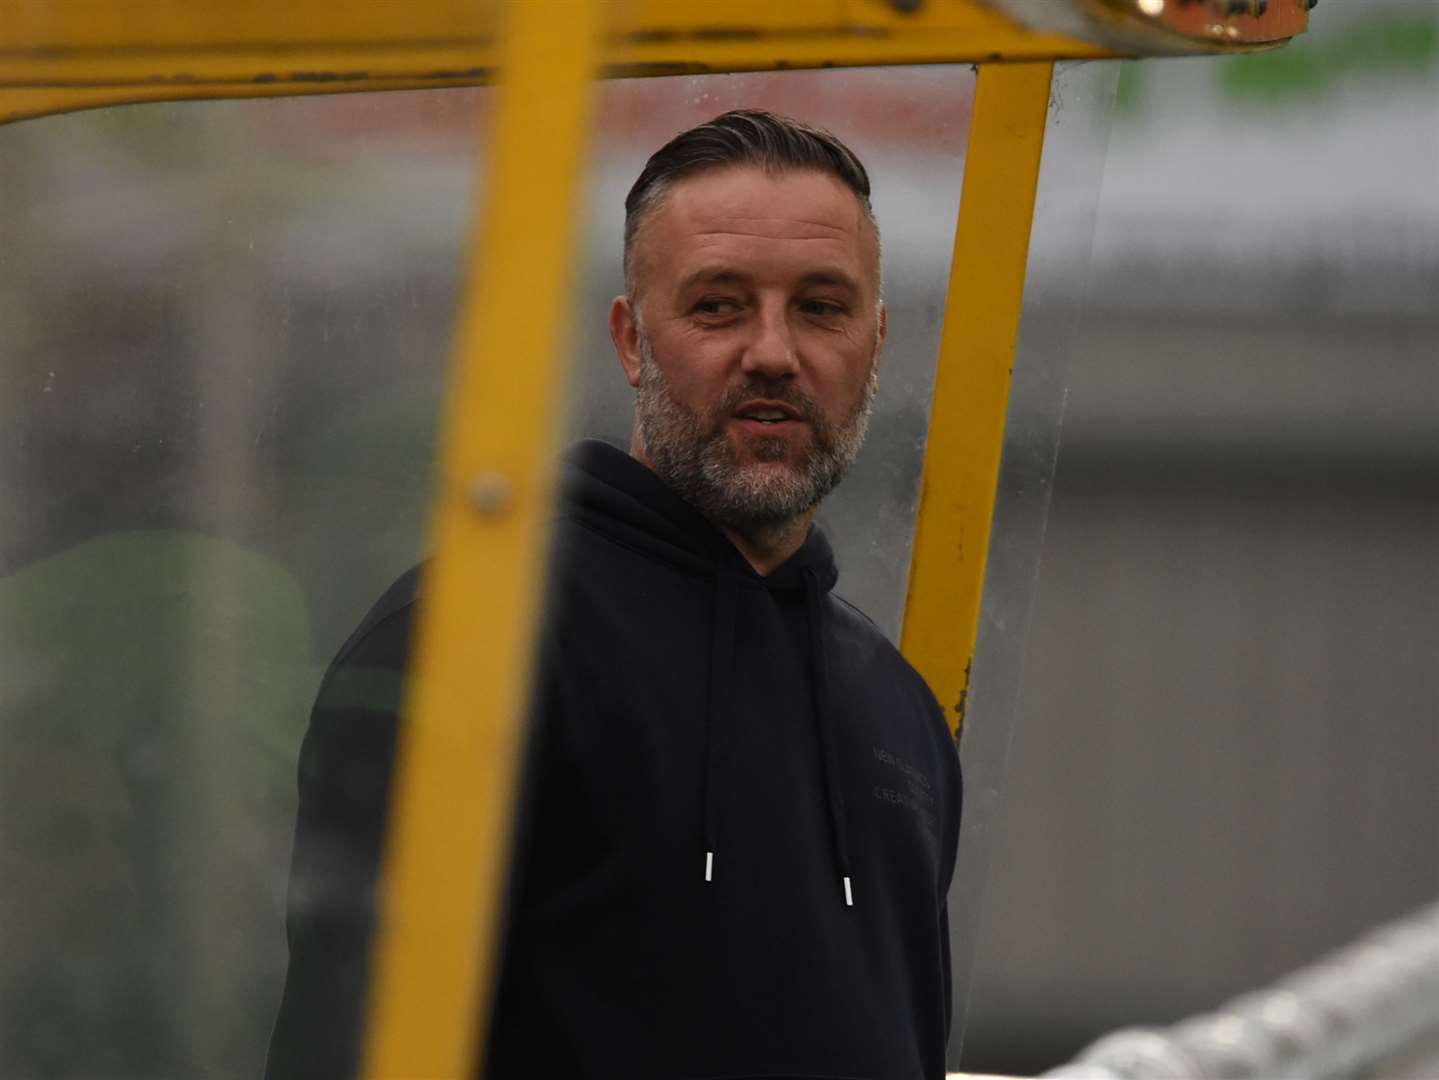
left=357, top=1, right=601, bottom=1076
left=0, top=79, right=492, bottom=127
left=0, top=0, right=1314, bottom=127
left=899, top=61, right=1053, bottom=737
left=0, top=10, right=1096, bottom=126
left=0, top=0, right=1111, bottom=125
left=0, top=0, right=497, bottom=48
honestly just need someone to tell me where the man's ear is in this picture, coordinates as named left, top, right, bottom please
left=610, top=295, right=643, bottom=388
left=871, top=301, right=888, bottom=370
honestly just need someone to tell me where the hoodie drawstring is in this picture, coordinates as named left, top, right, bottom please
left=699, top=566, right=853, bottom=909
left=702, top=572, right=739, bottom=887
left=804, top=567, right=853, bottom=907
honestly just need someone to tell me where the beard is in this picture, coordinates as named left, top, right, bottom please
left=633, top=331, right=879, bottom=534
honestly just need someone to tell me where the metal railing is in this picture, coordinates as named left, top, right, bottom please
left=1041, top=901, right=1439, bottom=1080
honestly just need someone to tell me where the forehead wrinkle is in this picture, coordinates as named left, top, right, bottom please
left=679, top=263, right=861, bottom=290
left=691, top=230, right=853, bottom=244
left=684, top=214, right=857, bottom=239
left=693, top=214, right=852, bottom=231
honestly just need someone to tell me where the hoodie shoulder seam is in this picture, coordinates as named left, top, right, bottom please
left=327, top=601, right=417, bottom=677
left=830, top=593, right=945, bottom=709
left=832, top=592, right=880, bottom=630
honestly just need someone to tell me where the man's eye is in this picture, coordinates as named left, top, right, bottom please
left=800, top=299, right=845, bottom=317
left=693, top=298, right=739, bottom=317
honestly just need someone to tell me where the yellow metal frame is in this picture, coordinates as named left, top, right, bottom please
left=0, top=0, right=1306, bottom=127
left=900, top=61, right=1053, bottom=736
left=0, top=2, right=1105, bottom=125
left=356, top=3, right=603, bottom=1075
left=2, top=0, right=1123, bottom=125
left=0, top=1, right=1308, bottom=1075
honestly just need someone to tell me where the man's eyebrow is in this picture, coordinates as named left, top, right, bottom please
left=797, top=269, right=862, bottom=293
left=676, top=267, right=753, bottom=292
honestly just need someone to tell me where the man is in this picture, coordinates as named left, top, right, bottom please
left=268, top=109, right=962, bottom=1079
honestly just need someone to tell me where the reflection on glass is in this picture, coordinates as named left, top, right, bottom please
left=0, top=90, right=488, bottom=1077
left=0, top=66, right=979, bottom=1076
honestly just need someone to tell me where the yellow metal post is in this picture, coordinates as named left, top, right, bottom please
left=900, top=61, right=1054, bottom=737
left=358, top=2, right=601, bottom=1077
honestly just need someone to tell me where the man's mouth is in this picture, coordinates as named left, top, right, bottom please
left=732, top=400, right=804, bottom=427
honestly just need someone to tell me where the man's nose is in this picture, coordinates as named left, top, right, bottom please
left=740, top=306, right=799, bottom=380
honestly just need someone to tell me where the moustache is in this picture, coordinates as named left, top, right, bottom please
left=712, top=379, right=820, bottom=425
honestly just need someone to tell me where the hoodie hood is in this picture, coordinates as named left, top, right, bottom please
left=558, top=439, right=853, bottom=906
left=558, top=439, right=840, bottom=592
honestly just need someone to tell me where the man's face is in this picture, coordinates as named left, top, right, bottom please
left=611, top=165, right=886, bottom=531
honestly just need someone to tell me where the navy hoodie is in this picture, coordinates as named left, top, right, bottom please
left=268, top=440, right=962, bottom=1080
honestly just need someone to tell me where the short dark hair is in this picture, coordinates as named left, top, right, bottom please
left=623, top=109, right=877, bottom=295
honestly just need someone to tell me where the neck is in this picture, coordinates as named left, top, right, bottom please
left=628, top=436, right=814, bottom=577
left=718, top=514, right=813, bottom=577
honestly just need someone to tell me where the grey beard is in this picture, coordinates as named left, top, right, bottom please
left=633, top=332, right=878, bottom=534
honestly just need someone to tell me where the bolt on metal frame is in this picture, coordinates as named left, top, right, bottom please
left=0, top=1, right=1308, bottom=1075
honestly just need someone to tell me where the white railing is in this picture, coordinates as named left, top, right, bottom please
left=1039, top=901, right=1439, bottom=1080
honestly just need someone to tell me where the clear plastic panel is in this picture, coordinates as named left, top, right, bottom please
left=0, top=89, right=490, bottom=1077
left=945, top=59, right=1121, bottom=1064
left=964, top=14, right=1439, bottom=1071
left=1, top=65, right=992, bottom=1075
